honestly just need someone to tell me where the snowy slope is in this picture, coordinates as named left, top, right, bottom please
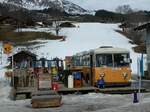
left=21, top=23, right=140, bottom=74
left=68, top=0, right=150, bottom=11
left=0, top=23, right=141, bottom=75
left=0, top=43, right=8, bottom=79
left=48, top=23, right=138, bottom=73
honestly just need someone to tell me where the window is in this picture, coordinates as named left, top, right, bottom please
left=96, top=54, right=113, bottom=67
left=114, top=53, right=130, bottom=67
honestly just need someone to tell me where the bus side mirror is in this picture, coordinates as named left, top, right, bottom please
left=130, top=59, right=132, bottom=63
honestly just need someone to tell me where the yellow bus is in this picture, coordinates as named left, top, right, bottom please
left=70, top=46, right=132, bottom=87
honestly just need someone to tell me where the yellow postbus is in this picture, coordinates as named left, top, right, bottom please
left=70, top=46, right=132, bottom=87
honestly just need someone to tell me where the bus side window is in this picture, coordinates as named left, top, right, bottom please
left=106, top=55, right=113, bottom=67
left=96, top=56, right=103, bottom=67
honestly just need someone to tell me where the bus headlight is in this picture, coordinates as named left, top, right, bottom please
left=100, top=73, right=105, bottom=77
left=122, top=72, right=128, bottom=78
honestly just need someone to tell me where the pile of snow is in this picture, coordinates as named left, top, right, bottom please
left=0, top=45, right=8, bottom=80
left=0, top=80, right=11, bottom=100
left=0, top=69, right=6, bottom=79
left=68, top=0, right=150, bottom=12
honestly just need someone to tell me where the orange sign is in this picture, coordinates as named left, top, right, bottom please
left=3, top=43, right=13, bottom=54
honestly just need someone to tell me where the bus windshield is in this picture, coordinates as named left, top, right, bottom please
left=114, top=53, right=130, bottom=67
left=96, top=53, right=130, bottom=67
left=96, top=54, right=113, bottom=67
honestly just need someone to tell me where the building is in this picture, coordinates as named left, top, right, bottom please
left=135, top=22, right=150, bottom=78
left=8, top=50, right=37, bottom=69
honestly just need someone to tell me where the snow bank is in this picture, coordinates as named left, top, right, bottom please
left=0, top=69, right=6, bottom=79
left=0, top=81, right=11, bottom=101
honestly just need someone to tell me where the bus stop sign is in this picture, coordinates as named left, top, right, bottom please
left=3, top=43, right=13, bottom=54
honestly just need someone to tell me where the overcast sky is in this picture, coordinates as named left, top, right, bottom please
left=68, top=0, right=150, bottom=11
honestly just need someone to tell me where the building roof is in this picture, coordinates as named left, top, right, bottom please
left=15, top=50, right=36, bottom=57
left=119, top=22, right=135, bottom=28
left=134, top=22, right=150, bottom=30
left=9, top=50, right=37, bottom=61
left=133, top=44, right=146, bottom=54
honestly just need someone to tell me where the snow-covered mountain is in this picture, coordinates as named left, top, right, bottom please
left=3, top=0, right=63, bottom=10
left=0, top=0, right=89, bottom=15
left=0, top=0, right=150, bottom=15
left=62, top=0, right=88, bottom=15
left=68, top=0, right=150, bottom=12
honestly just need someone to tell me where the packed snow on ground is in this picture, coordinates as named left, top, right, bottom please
left=1, top=79, right=150, bottom=112
left=0, top=82, right=150, bottom=112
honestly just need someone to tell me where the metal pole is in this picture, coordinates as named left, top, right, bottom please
left=135, top=57, right=140, bottom=103
left=136, top=57, right=140, bottom=103
left=138, top=58, right=141, bottom=104
left=139, top=54, right=144, bottom=104
left=12, top=50, right=14, bottom=87
left=0, top=45, right=2, bottom=65
left=138, top=55, right=142, bottom=104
